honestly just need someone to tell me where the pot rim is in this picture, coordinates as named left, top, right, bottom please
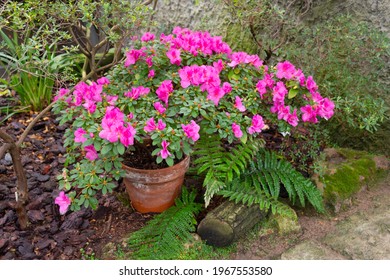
left=122, top=154, right=190, bottom=174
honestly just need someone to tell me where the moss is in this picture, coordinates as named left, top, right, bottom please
left=322, top=149, right=380, bottom=200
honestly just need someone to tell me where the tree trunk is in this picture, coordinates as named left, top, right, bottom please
left=197, top=200, right=268, bottom=247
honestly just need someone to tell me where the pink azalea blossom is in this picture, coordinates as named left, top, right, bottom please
left=141, top=32, right=155, bottom=42
left=306, top=76, right=318, bottom=93
left=53, top=88, right=70, bottom=102
left=105, top=94, right=118, bottom=106
left=148, top=69, right=155, bottom=78
left=124, top=48, right=145, bottom=67
left=245, top=54, right=263, bottom=68
left=154, top=102, right=166, bottom=114
left=97, top=77, right=110, bottom=86
left=55, top=191, right=71, bottom=215
left=74, top=128, right=88, bottom=143
left=300, top=105, right=318, bottom=123
left=276, top=61, right=296, bottom=80
left=158, top=140, right=171, bottom=159
left=207, top=86, right=225, bottom=106
left=125, top=86, right=150, bottom=100
left=213, top=59, right=224, bottom=72
left=82, top=99, right=97, bottom=114
left=146, top=57, right=154, bottom=68
left=248, top=114, right=265, bottom=134
left=317, top=98, right=335, bottom=120
left=228, top=52, right=248, bottom=67
left=232, top=123, right=243, bottom=138
left=234, top=96, right=246, bottom=112
left=256, top=80, right=267, bottom=98
left=99, top=106, right=135, bottom=147
left=181, top=120, right=200, bottom=142
left=144, top=118, right=157, bottom=132
left=119, top=125, right=136, bottom=147
left=272, top=81, right=288, bottom=104
left=286, top=109, right=299, bottom=127
left=156, top=80, right=173, bottom=104
left=84, top=145, right=98, bottom=161
left=166, top=48, right=182, bottom=65
left=222, top=82, right=232, bottom=94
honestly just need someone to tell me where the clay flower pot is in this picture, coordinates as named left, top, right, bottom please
left=122, top=156, right=190, bottom=213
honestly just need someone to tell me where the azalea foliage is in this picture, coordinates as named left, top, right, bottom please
left=53, top=27, right=334, bottom=212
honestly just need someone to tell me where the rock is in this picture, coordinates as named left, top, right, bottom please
left=35, top=239, right=55, bottom=250
left=27, top=210, right=45, bottom=223
left=32, top=172, right=50, bottom=182
left=281, top=240, right=346, bottom=260
left=0, top=210, right=16, bottom=226
left=26, top=193, right=51, bottom=210
left=4, top=153, right=12, bottom=165
left=269, top=207, right=301, bottom=235
left=60, top=212, right=85, bottom=230
left=0, top=238, right=9, bottom=253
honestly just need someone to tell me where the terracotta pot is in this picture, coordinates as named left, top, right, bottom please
left=122, top=156, right=190, bottom=213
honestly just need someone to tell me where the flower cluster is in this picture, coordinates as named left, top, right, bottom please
left=53, top=27, right=334, bottom=213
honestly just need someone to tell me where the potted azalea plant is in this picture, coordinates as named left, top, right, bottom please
left=53, top=27, right=334, bottom=214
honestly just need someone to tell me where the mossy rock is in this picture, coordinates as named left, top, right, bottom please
left=313, top=148, right=389, bottom=213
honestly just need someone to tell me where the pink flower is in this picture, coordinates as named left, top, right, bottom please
left=276, top=61, right=296, bottom=80
left=306, top=76, right=318, bottom=94
left=148, top=69, right=155, bottom=78
left=248, top=114, right=265, bottom=134
left=300, top=105, right=318, bottom=123
left=207, top=86, right=225, bottom=106
left=272, top=81, right=288, bottom=104
left=256, top=80, right=267, bottom=98
left=105, top=94, right=118, bottom=106
left=141, top=32, right=155, bottom=42
left=144, top=118, right=157, bottom=132
left=154, top=102, right=166, bottom=114
left=55, top=191, right=71, bottom=215
left=125, top=86, right=150, bottom=100
left=166, top=48, right=182, bottom=65
left=156, top=80, right=173, bottom=104
left=158, top=140, right=171, bottom=159
left=213, top=59, right=224, bottom=72
left=222, top=82, right=232, bottom=94
left=74, top=128, right=88, bottom=143
left=181, top=120, right=200, bottom=142
left=84, top=145, right=98, bottom=161
left=124, top=48, right=145, bottom=67
left=144, top=118, right=166, bottom=132
left=119, top=125, right=136, bottom=147
left=82, top=99, right=97, bottom=114
left=53, top=88, right=70, bottom=102
left=317, top=98, right=335, bottom=120
left=245, top=54, right=263, bottom=68
left=232, top=123, right=243, bottom=138
left=228, top=52, right=248, bottom=67
left=286, top=109, right=299, bottom=127
left=97, top=77, right=110, bottom=85
left=146, top=57, right=154, bottom=68
left=178, top=66, right=193, bottom=88
left=234, top=96, right=246, bottom=112
left=277, top=105, right=291, bottom=121
left=99, top=106, right=135, bottom=145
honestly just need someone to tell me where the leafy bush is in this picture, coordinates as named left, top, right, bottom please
left=216, top=0, right=390, bottom=154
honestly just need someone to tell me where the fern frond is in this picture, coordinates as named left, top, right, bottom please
left=219, top=149, right=325, bottom=214
left=127, top=188, right=202, bottom=260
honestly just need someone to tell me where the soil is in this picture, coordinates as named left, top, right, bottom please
left=0, top=110, right=374, bottom=260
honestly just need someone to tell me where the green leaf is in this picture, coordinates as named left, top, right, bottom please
left=117, top=144, right=125, bottom=155
left=101, top=145, right=111, bottom=155
left=288, top=88, right=299, bottom=99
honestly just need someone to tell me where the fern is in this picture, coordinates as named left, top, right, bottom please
left=192, top=132, right=264, bottom=206
left=127, top=188, right=202, bottom=260
left=220, top=150, right=325, bottom=215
